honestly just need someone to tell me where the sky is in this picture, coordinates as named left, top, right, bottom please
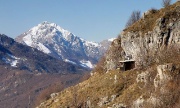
left=0, top=0, right=176, bottom=42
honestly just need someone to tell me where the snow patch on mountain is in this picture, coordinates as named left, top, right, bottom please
left=2, top=54, right=20, bottom=67
left=84, top=41, right=100, bottom=47
left=80, top=60, right=94, bottom=69
left=37, top=43, right=51, bottom=54
left=65, top=59, right=76, bottom=65
left=108, top=38, right=116, bottom=42
left=23, top=34, right=33, bottom=46
left=11, top=60, right=19, bottom=67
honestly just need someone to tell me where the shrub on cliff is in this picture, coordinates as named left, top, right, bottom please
left=125, top=11, right=141, bottom=28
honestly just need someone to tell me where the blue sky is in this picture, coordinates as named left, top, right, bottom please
left=0, top=0, right=176, bottom=42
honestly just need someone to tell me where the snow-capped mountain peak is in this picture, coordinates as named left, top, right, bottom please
left=16, top=21, right=111, bottom=69
left=27, top=21, right=71, bottom=40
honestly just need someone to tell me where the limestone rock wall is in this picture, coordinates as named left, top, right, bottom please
left=121, top=20, right=180, bottom=65
left=105, top=19, right=180, bottom=71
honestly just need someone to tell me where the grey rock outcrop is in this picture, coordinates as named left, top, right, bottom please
left=105, top=4, right=180, bottom=71
left=121, top=19, right=180, bottom=66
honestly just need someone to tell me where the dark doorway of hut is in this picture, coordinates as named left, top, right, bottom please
left=119, top=60, right=135, bottom=71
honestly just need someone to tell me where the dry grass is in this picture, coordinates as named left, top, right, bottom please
left=38, top=69, right=140, bottom=107
left=38, top=61, right=180, bottom=108
left=35, top=83, right=64, bottom=106
left=123, top=2, right=180, bottom=35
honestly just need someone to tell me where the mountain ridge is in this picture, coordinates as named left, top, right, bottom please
left=0, top=34, right=87, bottom=73
left=16, top=21, right=113, bottom=69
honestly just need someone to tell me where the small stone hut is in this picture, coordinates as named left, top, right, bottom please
left=119, top=60, right=135, bottom=71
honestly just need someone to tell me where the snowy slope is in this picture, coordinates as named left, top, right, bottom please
left=16, top=21, right=112, bottom=69
left=2, top=53, right=20, bottom=67
left=0, top=34, right=87, bottom=73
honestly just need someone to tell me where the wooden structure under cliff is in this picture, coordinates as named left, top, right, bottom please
left=119, top=60, right=135, bottom=71
left=118, top=54, right=135, bottom=71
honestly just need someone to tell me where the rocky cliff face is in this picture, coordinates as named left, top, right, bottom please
left=105, top=2, right=180, bottom=71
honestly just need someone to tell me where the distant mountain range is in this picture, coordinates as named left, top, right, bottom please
left=0, top=34, right=88, bottom=107
left=0, top=34, right=87, bottom=73
left=0, top=22, right=115, bottom=107
left=16, top=21, right=115, bottom=69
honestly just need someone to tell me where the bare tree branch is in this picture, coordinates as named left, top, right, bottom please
left=125, top=11, right=141, bottom=28
left=162, top=0, right=171, bottom=7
